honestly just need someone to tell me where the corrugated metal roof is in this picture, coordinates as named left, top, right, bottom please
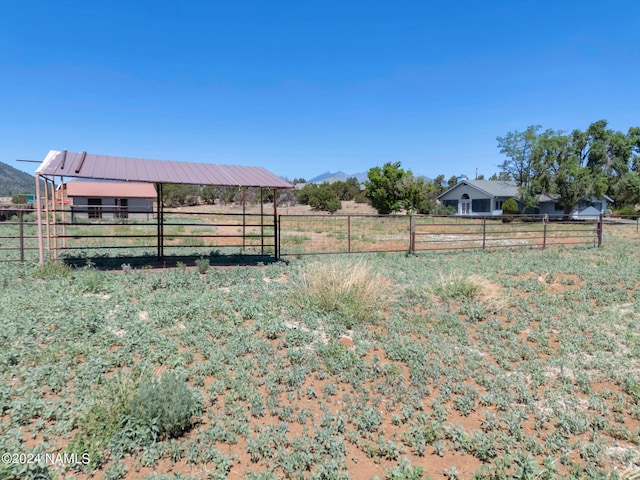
left=66, top=181, right=157, bottom=198
left=37, top=150, right=294, bottom=189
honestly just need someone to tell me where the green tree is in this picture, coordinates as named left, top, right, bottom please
left=11, top=194, right=28, bottom=204
left=535, top=129, right=607, bottom=219
left=162, top=184, right=200, bottom=207
left=365, top=162, right=407, bottom=214
left=332, top=177, right=361, bottom=201
left=581, top=120, right=640, bottom=207
left=497, top=125, right=542, bottom=210
left=217, top=186, right=239, bottom=205
left=611, top=171, right=640, bottom=208
left=294, top=183, right=316, bottom=205
left=308, top=183, right=341, bottom=213
left=630, top=127, right=640, bottom=171
left=402, top=175, right=428, bottom=214
left=432, top=175, right=446, bottom=195
left=401, top=175, right=445, bottom=214
left=201, top=185, right=218, bottom=205
left=489, top=171, right=512, bottom=181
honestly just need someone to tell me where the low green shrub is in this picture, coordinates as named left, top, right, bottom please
left=195, top=257, right=210, bottom=274
left=501, top=197, right=519, bottom=223
left=128, top=371, right=201, bottom=441
left=386, top=457, right=425, bottom=479
left=69, top=371, right=200, bottom=469
left=68, top=372, right=136, bottom=468
left=613, top=205, right=640, bottom=219
left=33, top=261, right=72, bottom=279
left=430, top=273, right=480, bottom=301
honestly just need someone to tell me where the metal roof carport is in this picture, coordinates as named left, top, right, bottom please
left=35, top=150, right=294, bottom=265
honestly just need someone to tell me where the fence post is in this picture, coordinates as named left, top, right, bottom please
left=276, top=214, right=280, bottom=260
left=19, top=209, right=24, bottom=262
left=482, top=217, right=486, bottom=250
left=597, top=214, right=603, bottom=247
left=347, top=215, right=351, bottom=253
left=542, top=214, right=548, bottom=250
left=409, top=214, right=416, bottom=254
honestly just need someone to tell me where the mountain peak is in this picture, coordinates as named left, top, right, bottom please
left=307, top=171, right=368, bottom=184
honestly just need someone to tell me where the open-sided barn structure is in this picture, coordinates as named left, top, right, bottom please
left=35, top=150, right=293, bottom=264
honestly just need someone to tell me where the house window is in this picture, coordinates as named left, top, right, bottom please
left=442, top=199, right=458, bottom=210
left=88, top=198, right=102, bottom=219
left=472, top=199, right=490, bottom=212
left=496, top=200, right=504, bottom=210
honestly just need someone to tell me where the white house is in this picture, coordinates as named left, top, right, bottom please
left=437, top=180, right=611, bottom=219
left=65, top=181, right=156, bottom=221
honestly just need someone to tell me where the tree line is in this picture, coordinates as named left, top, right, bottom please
left=497, top=120, right=640, bottom=215
left=160, top=119, right=640, bottom=215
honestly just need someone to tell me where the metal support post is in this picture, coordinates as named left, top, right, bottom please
left=19, top=210, right=24, bottom=262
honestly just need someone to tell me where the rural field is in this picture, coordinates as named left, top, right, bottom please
left=1, top=237, right=639, bottom=479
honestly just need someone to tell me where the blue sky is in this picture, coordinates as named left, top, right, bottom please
left=2, top=0, right=639, bottom=182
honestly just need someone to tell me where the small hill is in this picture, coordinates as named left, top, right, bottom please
left=0, top=162, right=36, bottom=196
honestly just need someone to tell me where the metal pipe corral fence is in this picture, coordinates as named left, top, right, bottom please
left=1, top=209, right=630, bottom=263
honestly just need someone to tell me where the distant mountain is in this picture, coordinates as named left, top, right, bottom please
left=306, top=171, right=431, bottom=184
left=307, top=171, right=368, bottom=184
left=0, top=162, right=36, bottom=196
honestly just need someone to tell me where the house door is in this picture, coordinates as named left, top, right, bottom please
left=461, top=194, right=470, bottom=215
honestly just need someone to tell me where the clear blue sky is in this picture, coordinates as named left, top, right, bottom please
left=2, top=0, right=639, bottom=182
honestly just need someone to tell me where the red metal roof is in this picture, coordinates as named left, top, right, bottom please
left=37, top=150, right=294, bottom=189
left=65, top=181, right=157, bottom=198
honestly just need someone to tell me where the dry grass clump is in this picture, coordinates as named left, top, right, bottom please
left=601, top=446, right=640, bottom=480
left=428, top=273, right=507, bottom=316
left=292, top=259, right=392, bottom=326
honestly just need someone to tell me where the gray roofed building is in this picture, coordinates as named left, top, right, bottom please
left=437, top=179, right=610, bottom=219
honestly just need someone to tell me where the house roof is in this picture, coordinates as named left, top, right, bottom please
left=36, top=150, right=294, bottom=189
left=65, top=181, right=157, bottom=199
left=438, top=180, right=519, bottom=199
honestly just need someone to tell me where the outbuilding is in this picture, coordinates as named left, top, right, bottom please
left=64, top=181, right=156, bottom=222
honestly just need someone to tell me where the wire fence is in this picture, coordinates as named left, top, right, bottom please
left=279, top=213, right=608, bottom=255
